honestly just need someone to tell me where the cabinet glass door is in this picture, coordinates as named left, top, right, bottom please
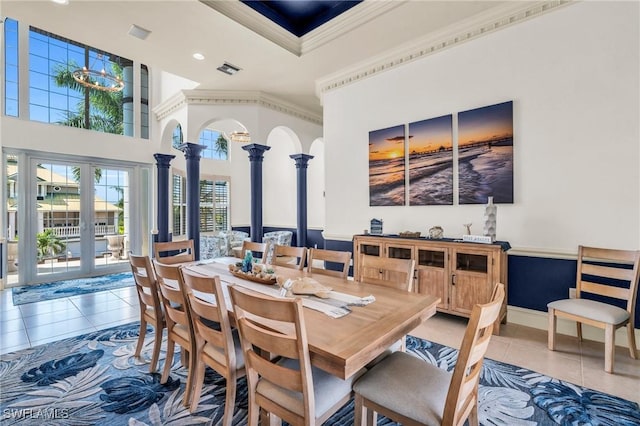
left=387, top=244, right=413, bottom=260
left=451, top=249, right=492, bottom=315
left=359, top=243, right=380, bottom=256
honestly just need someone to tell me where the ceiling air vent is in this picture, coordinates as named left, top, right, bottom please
left=217, top=62, right=241, bottom=76
left=128, top=24, right=151, bottom=40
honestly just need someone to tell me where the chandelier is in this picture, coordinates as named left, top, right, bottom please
left=72, top=54, right=124, bottom=93
left=229, top=131, right=251, bottom=143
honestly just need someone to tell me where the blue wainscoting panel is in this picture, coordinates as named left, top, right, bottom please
left=508, top=255, right=576, bottom=312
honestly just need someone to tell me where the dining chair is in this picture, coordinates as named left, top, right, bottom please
left=180, top=268, right=246, bottom=421
left=356, top=254, right=415, bottom=291
left=307, top=248, right=352, bottom=279
left=152, top=259, right=197, bottom=406
left=357, top=254, right=416, bottom=355
left=240, top=240, right=268, bottom=263
left=273, top=244, right=307, bottom=270
left=353, top=283, right=505, bottom=426
left=154, top=239, right=195, bottom=264
left=229, top=285, right=359, bottom=426
left=548, top=245, right=639, bottom=373
left=129, top=253, right=165, bottom=373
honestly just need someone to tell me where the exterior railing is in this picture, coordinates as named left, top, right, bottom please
left=44, top=225, right=117, bottom=238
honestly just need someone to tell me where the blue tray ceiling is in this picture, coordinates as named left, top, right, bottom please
left=241, top=1, right=363, bottom=37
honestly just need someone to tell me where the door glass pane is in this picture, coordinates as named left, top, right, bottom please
left=35, top=162, right=81, bottom=277
left=5, top=155, right=20, bottom=285
left=94, top=167, right=129, bottom=269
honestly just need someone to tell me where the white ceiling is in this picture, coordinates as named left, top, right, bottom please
left=2, top=0, right=528, bottom=116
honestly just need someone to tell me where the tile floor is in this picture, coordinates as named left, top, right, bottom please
left=1, top=287, right=639, bottom=404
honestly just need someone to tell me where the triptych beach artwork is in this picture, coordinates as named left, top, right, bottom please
left=369, top=101, right=513, bottom=206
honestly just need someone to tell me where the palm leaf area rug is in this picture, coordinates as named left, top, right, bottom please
left=1, top=324, right=639, bottom=426
left=11, top=273, right=134, bottom=305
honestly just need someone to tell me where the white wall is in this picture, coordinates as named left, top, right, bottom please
left=321, top=1, right=639, bottom=253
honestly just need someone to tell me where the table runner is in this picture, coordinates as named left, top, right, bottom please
left=184, top=259, right=374, bottom=318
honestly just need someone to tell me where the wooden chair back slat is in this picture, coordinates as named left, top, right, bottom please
left=241, top=241, right=269, bottom=263
left=307, top=248, right=351, bottom=279
left=581, top=263, right=637, bottom=282
left=154, top=240, right=195, bottom=264
left=273, top=245, right=307, bottom=270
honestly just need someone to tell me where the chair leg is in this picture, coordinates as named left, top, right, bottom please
left=149, top=327, right=163, bottom=373
left=604, top=324, right=615, bottom=373
left=135, top=317, right=147, bottom=359
left=547, top=309, right=556, bottom=351
left=577, top=321, right=583, bottom=342
left=247, top=399, right=260, bottom=426
left=468, top=401, right=479, bottom=426
left=354, top=393, right=364, bottom=426
left=627, top=323, right=638, bottom=359
left=188, top=358, right=206, bottom=411
left=161, top=338, right=175, bottom=384
left=182, top=346, right=196, bottom=408
left=223, top=373, right=237, bottom=426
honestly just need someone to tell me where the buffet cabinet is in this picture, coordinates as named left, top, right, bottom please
left=353, top=235, right=508, bottom=333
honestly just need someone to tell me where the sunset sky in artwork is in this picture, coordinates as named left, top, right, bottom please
left=369, top=125, right=405, bottom=161
left=458, top=101, right=513, bottom=146
left=408, top=115, right=452, bottom=154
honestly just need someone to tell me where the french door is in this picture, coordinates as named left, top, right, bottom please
left=5, top=153, right=134, bottom=285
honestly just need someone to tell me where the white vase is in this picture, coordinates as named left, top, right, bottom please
left=483, top=196, right=497, bottom=242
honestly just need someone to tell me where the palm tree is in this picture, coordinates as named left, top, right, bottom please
left=111, top=185, right=125, bottom=234
left=36, top=229, right=66, bottom=260
left=215, top=134, right=228, bottom=159
left=71, top=166, right=102, bottom=184
left=53, top=55, right=124, bottom=135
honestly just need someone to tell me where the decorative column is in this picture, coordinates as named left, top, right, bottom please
left=179, top=143, right=206, bottom=260
left=153, top=153, right=175, bottom=244
left=242, top=143, right=271, bottom=242
left=290, top=154, right=314, bottom=248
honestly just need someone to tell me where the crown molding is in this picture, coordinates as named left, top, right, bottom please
left=300, top=1, right=405, bottom=55
left=200, top=0, right=300, bottom=55
left=200, top=0, right=406, bottom=57
left=152, top=90, right=323, bottom=125
left=315, top=0, right=573, bottom=99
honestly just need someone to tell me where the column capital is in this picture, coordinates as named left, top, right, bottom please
left=242, top=143, right=271, bottom=162
left=178, top=142, right=206, bottom=160
left=153, top=153, right=176, bottom=168
left=289, top=153, right=314, bottom=169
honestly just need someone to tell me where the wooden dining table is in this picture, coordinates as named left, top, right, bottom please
left=185, top=258, right=440, bottom=380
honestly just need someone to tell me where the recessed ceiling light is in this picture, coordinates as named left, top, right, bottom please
left=192, top=53, right=205, bottom=61
left=128, top=24, right=151, bottom=40
left=51, top=0, right=69, bottom=4
left=217, top=62, right=241, bottom=75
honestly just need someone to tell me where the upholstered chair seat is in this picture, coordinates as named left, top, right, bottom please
left=548, top=298, right=629, bottom=325
left=256, top=358, right=361, bottom=420
left=353, top=351, right=451, bottom=424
